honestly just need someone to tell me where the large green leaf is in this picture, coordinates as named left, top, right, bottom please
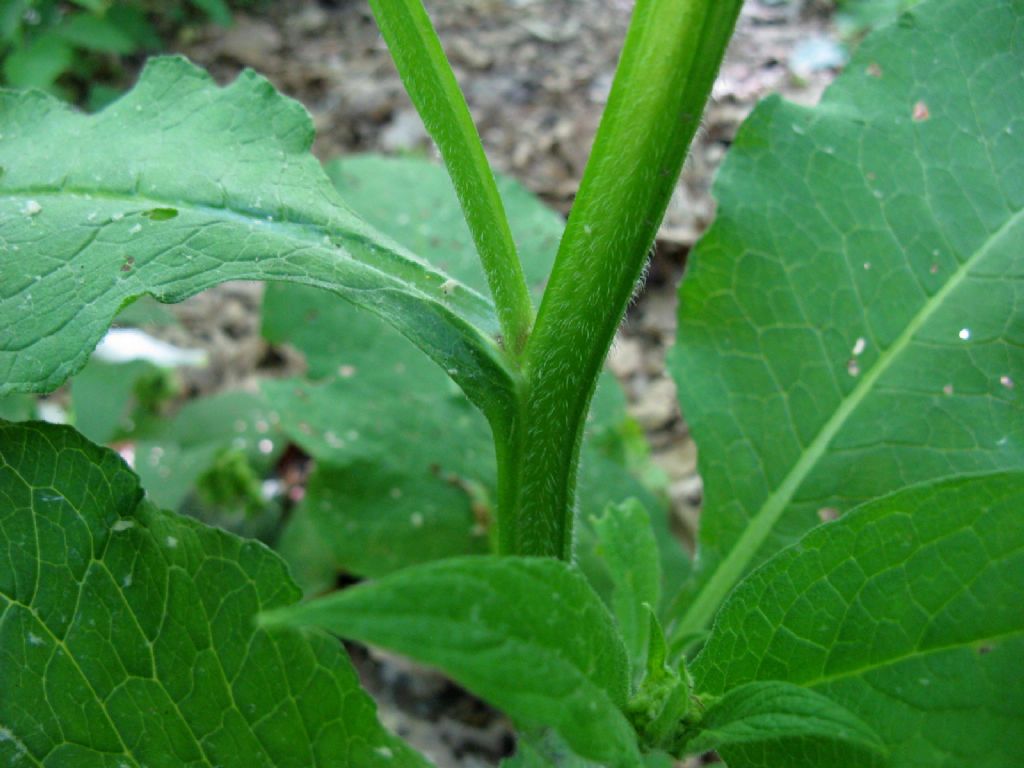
left=0, top=420, right=426, bottom=767
left=669, top=0, right=1024, bottom=637
left=262, top=556, right=643, bottom=767
left=0, top=56, right=512, bottom=418
left=693, top=472, right=1024, bottom=767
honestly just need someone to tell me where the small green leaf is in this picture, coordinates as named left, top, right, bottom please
left=190, top=0, right=233, bottom=27
left=0, top=420, right=427, bottom=767
left=591, top=499, right=661, bottom=677
left=626, top=610, right=695, bottom=751
left=56, top=12, right=138, bottom=54
left=70, top=359, right=161, bottom=443
left=694, top=472, right=1024, bottom=767
left=262, top=556, right=642, bottom=767
left=681, top=681, right=886, bottom=766
left=670, top=0, right=1024, bottom=639
left=0, top=56, right=513, bottom=420
left=129, top=390, right=285, bottom=523
left=2, top=33, right=73, bottom=89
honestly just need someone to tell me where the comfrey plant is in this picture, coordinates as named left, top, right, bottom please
left=0, top=0, right=1021, bottom=766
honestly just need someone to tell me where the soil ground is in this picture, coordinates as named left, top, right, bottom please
left=151, top=2, right=845, bottom=763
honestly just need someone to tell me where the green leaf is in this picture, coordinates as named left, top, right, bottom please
left=0, top=56, right=513, bottom=420
left=681, top=681, right=886, bottom=766
left=0, top=393, right=34, bottom=421
left=264, top=372, right=492, bottom=577
left=836, top=0, right=922, bottom=39
left=501, top=732, right=605, bottom=768
left=591, top=499, right=661, bottom=678
left=190, top=0, right=233, bottom=27
left=55, top=12, right=138, bottom=54
left=70, top=359, right=161, bottom=444
left=669, top=0, right=1024, bottom=638
left=579, top=377, right=692, bottom=605
left=0, top=420, right=427, bottom=767
left=323, top=154, right=560, bottom=300
left=693, top=472, right=1024, bottom=767
left=2, top=33, right=73, bottom=89
left=262, top=556, right=642, bottom=767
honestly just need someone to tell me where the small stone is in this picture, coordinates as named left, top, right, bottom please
left=629, top=378, right=678, bottom=430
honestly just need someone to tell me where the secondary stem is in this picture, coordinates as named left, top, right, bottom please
left=369, top=0, right=534, bottom=353
left=497, top=0, right=742, bottom=558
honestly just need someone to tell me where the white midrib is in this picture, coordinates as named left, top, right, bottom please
left=676, top=206, right=1024, bottom=637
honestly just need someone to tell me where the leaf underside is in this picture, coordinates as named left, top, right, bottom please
left=670, top=0, right=1024, bottom=635
left=0, top=56, right=512, bottom=417
left=0, top=420, right=426, bottom=767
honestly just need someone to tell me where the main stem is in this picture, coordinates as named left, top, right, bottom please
left=496, top=0, right=742, bottom=558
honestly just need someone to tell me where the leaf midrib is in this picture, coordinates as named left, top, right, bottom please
left=0, top=187, right=496, bottom=319
left=677, top=205, right=1024, bottom=637
left=804, top=628, right=1023, bottom=691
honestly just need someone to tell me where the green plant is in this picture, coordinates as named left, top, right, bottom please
left=1, top=0, right=1021, bottom=766
left=0, top=0, right=233, bottom=107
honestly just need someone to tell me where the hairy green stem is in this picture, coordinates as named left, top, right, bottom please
left=496, top=0, right=742, bottom=557
left=368, top=0, right=534, bottom=352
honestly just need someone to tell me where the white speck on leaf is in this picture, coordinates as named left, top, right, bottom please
left=943, top=384, right=954, bottom=396
left=440, top=279, right=458, bottom=295
left=258, top=438, right=274, bottom=454
left=958, top=328, right=971, bottom=340
left=165, top=536, right=178, bottom=549
left=112, top=520, right=135, bottom=532
left=847, top=359, right=860, bottom=377
left=374, top=746, right=393, bottom=759
left=111, top=212, right=124, bottom=222
left=21, top=200, right=41, bottom=216
left=27, top=633, right=43, bottom=646
left=129, top=223, right=142, bottom=235
left=852, top=337, right=866, bottom=356
left=1000, top=375, right=1014, bottom=389
left=410, top=512, right=424, bottom=528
